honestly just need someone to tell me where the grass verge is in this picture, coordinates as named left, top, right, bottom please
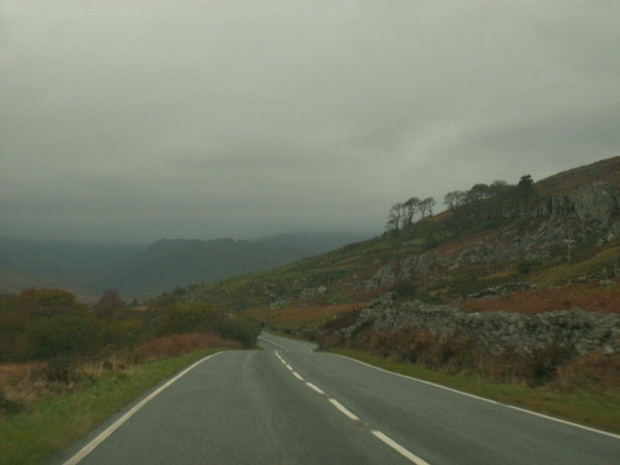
left=0, top=348, right=221, bottom=465
left=331, top=349, right=620, bottom=434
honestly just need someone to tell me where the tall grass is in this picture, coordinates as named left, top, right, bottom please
left=0, top=349, right=221, bottom=465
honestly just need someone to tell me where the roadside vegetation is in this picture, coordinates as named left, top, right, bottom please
left=0, top=287, right=259, bottom=464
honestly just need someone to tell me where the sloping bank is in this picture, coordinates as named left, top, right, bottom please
left=316, top=293, right=619, bottom=432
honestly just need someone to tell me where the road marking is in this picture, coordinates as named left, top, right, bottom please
left=286, top=364, right=293, bottom=371
left=275, top=350, right=281, bottom=359
left=293, top=371, right=304, bottom=381
left=371, top=430, right=431, bottom=465
left=258, top=335, right=289, bottom=351
left=334, top=354, right=620, bottom=441
left=306, top=382, right=325, bottom=395
left=62, top=352, right=223, bottom=465
left=503, top=404, right=620, bottom=440
left=328, top=399, right=359, bottom=421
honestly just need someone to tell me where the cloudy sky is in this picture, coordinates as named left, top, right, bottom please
left=2, top=1, right=619, bottom=243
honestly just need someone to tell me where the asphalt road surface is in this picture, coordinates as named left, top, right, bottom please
left=54, top=333, right=620, bottom=465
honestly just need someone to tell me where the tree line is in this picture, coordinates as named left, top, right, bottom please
left=385, top=175, right=535, bottom=235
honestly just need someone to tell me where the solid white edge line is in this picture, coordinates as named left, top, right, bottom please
left=328, top=399, right=359, bottom=421
left=334, top=354, right=620, bottom=441
left=306, top=382, right=325, bottom=395
left=62, top=352, right=223, bottom=465
left=257, top=335, right=289, bottom=351
left=293, top=371, right=304, bottom=381
left=371, top=430, right=431, bottom=465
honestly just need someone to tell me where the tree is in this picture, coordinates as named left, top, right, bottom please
left=385, top=203, right=404, bottom=233
left=403, top=197, right=421, bottom=227
left=443, top=191, right=464, bottom=210
left=469, top=183, right=490, bottom=202
left=517, top=174, right=536, bottom=214
left=518, top=174, right=534, bottom=191
left=420, top=197, right=435, bottom=217
left=95, top=290, right=124, bottom=320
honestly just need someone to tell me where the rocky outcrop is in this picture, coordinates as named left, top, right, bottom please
left=551, top=182, right=619, bottom=224
left=364, top=254, right=435, bottom=291
left=468, top=283, right=537, bottom=298
left=340, top=296, right=620, bottom=357
left=299, top=286, right=327, bottom=299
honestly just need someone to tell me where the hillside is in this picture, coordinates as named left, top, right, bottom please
left=192, top=156, right=620, bottom=320
left=89, top=238, right=314, bottom=297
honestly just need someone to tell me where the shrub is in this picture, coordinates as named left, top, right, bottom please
left=24, top=314, right=102, bottom=359
left=155, top=303, right=218, bottom=336
left=214, top=316, right=260, bottom=349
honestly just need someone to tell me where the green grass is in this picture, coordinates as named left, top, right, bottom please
left=0, top=349, right=221, bottom=465
left=331, top=349, right=620, bottom=434
left=531, top=244, right=620, bottom=287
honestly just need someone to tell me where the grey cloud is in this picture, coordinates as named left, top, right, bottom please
left=1, top=1, right=619, bottom=242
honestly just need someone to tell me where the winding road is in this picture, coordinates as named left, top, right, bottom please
left=54, top=333, right=620, bottom=464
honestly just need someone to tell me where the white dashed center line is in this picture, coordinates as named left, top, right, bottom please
left=371, top=430, right=431, bottom=465
left=328, top=399, right=360, bottom=421
left=305, top=382, right=325, bottom=395
left=275, top=349, right=431, bottom=464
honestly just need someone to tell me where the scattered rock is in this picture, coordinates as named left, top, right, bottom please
left=338, top=300, right=620, bottom=357
left=468, top=283, right=537, bottom=299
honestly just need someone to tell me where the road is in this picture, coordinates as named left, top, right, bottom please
left=54, top=333, right=620, bottom=465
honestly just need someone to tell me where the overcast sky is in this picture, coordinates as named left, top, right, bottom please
left=2, top=1, right=619, bottom=243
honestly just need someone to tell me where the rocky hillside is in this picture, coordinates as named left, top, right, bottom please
left=193, top=156, right=620, bottom=312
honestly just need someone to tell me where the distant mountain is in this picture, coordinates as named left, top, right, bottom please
left=0, top=239, right=145, bottom=296
left=0, top=232, right=375, bottom=298
left=89, top=238, right=312, bottom=297
left=0, top=238, right=145, bottom=274
left=257, top=231, right=376, bottom=255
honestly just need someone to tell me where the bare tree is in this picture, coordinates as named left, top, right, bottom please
left=443, top=191, right=464, bottom=210
left=385, top=203, right=404, bottom=233
left=420, top=197, right=436, bottom=217
left=403, top=197, right=421, bottom=227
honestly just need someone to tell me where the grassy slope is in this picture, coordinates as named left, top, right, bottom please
left=332, top=349, right=620, bottom=433
left=0, top=349, right=220, bottom=465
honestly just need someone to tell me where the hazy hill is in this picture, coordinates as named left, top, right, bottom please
left=257, top=231, right=375, bottom=255
left=0, top=239, right=145, bottom=298
left=0, top=232, right=376, bottom=298
left=89, top=238, right=315, bottom=297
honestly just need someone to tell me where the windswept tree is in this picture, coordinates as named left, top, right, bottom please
left=385, top=203, right=404, bottom=233
left=420, top=197, right=436, bottom=218
left=403, top=197, right=421, bottom=227
left=489, top=180, right=508, bottom=197
left=469, top=183, right=490, bottom=202
left=443, top=191, right=464, bottom=210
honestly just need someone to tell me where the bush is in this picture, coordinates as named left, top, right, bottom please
left=214, top=316, right=260, bottom=349
left=25, top=314, right=102, bottom=359
left=155, top=303, right=218, bottom=336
